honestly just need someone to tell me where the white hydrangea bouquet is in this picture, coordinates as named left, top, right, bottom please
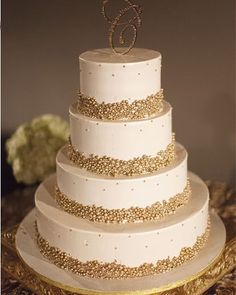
left=6, top=114, right=69, bottom=185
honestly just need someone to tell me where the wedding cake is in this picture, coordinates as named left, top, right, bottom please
left=34, top=48, right=210, bottom=279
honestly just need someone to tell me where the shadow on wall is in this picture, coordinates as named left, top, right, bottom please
left=188, top=92, right=235, bottom=189
left=1, top=135, right=27, bottom=196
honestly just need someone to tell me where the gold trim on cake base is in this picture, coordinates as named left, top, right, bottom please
left=3, top=229, right=234, bottom=295
left=12, top=210, right=232, bottom=294
left=54, top=180, right=191, bottom=223
left=76, top=89, right=164, bottom=121
left=68, top=134, right=175, bottom=177
left=3, top=180, right=234, bottom=294
left=35, top=219, right=210, bottom=280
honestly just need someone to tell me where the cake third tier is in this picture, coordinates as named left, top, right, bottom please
left=56, top=142, right=189, bottom=223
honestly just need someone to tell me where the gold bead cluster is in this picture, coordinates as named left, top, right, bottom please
left=67, top=134, right=175, bottom=177
left=35, top=218, right=210, bottom=280
left=76, top=89, right=164, bottom=121
left=55, top=180, right=191, bottom=223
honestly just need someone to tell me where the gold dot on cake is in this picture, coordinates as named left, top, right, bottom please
left=98, top=234, right=101, bottom=237
left=96, top=123, right=99, bottom=125
left=143, top=180, right=146, bottom=183
left=145, top=245, right=148, bottom=248
left=69, top=229, right=72, bottom=232
left=98, top=64, right=101, bottom=67
left=123, top=65, right=125, bottom=68
left=58, top=235, right=60, bottom=238
left=85, top=128, right=88, bottom=132
left=85, top=179, right=88, bottom=182
left=131, top=188, right=134, bottom=191
left=112, top=74, right=115, bottom=77
left=139, top=129, right=143, bottom=132
left=103, top=188, right=106, bottom=191
left=128, top=235, right=131, bottom=238
left=181, top=223, right=184, bottom=227
left=157, top=232, right=159, bottom=235
left=146, top=63, right=149, bottom=66
left=194, top=226, right=197, bottom=230
left=138, top=73, right=141, bottom=75
left=124, top=124, right=127, bottom=127
left=150, top=120, right=153, bottom=123
left=156, top=183, right=159, bottom=186
left=171, top=239, right=174, bottom=242
left=155, top=69, right=157, bottom=72
left=84, top=241, right=88, bottom=246
left=88, top=72, right=92, bottom=75
left=116, top=182, right=119, bottom=185
left=114, top=247, right=118, bottom=250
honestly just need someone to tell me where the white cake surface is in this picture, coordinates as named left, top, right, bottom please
left=35, top=172, right=209, bottom=267
left=79, top=48, right=161, bottom=102
left=70, top=101, right=172, bottom=159
left=33, top=46, right=211, bottom=278
left=56, top=143, right=187, bottom=209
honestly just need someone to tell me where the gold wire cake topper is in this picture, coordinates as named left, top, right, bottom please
left=102, top=0, right=142, bottom=55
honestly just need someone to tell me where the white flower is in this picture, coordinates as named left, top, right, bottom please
left=6, top=114, right=69, bottom=185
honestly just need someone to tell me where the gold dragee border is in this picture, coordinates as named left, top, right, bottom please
left=68, top=134, right=175, bottom=177
left=76, top=89, right=164, bottom=121
left=35, top=218, right=210, bottom=280
left=55, top=180, right=191, bottom=223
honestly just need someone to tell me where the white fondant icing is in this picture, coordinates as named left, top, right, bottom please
left=56, top=143, right=188, bottom=209
left=16, top=209, right=226, bottom=292
left=79, top=48, right=161, bottom=102
left=70, top=101, right=172, bottom=159
left=35, top=172, right=209, bottom=267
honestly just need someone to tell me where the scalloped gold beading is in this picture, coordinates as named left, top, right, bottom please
left=68, top=134, right=175, bottom=177
left=76, top=89, right=164, bottom=120
left=55, top=180, right=191, bottom=223
left=35, top=219, right=210, bottom=280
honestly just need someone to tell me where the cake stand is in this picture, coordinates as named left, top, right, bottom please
left=12, top=208, right=229, bottom=295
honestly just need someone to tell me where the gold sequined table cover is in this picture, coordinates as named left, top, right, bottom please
left=1, top=181, right=236, bottom=295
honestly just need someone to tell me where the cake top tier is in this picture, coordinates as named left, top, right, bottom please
left=79, top=48, right=162, bottom=103
left=79, top=48, right=161, bottom=64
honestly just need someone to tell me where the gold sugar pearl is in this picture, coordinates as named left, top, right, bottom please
left=67, top=134, right=175, bottom=177
left=76, top=89, right=164, bottom=121
left=54, top=180, right=191, bottom=223
left=35, top=218, right=210, bottom=280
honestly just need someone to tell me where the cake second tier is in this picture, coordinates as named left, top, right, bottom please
left=70, top=100, right=172, bottom=161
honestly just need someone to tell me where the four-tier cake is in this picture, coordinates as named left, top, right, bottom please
left=34, top=48, right=210, bottom=279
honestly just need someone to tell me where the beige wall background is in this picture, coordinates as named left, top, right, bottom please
left=2, top=0, right=235, bottom=187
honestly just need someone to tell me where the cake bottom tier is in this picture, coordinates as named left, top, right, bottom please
left=35, top=172, right=209, bottom=279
